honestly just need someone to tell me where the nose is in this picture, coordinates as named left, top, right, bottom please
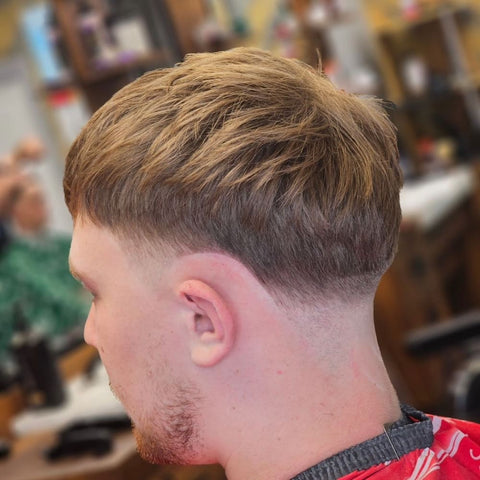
left=83, top=306, right=97, bottom=347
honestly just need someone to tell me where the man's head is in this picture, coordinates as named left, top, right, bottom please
left=66, top=48, right=403, bottom=471
left=65, top=47, right=402, bottom=303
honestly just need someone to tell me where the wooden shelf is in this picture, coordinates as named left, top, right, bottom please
left=363, top=0, right=480, bottom=171
left=51, top=0, right=167, bottom=111
left=375, top=5, right=471, bottom=35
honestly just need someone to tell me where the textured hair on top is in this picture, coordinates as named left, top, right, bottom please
left=64, top=47, right=402, bottom=299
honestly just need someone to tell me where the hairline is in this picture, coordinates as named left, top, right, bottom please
left=74, top=210, right=380, bottom=310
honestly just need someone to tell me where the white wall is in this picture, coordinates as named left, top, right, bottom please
left=0, top=55, right=72, bottom=234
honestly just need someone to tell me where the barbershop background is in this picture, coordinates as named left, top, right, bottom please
left=0, top=1, right=480, bottom=479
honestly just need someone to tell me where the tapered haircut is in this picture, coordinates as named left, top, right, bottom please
left=64, top=48, right=402, bottom=299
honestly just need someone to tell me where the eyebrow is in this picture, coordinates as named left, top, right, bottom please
left=68, top=258, right=81, bottom=280
left=69, top=259, right=96, bottom=290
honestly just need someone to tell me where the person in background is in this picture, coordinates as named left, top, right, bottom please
left=0, top=140, right=87, bottom=360
left=9, top=176, right=49, bottom=238
left=64, top=48, right=480, bottom=480
left=0, top=136, right=45, bottom=251
left=0, top=135, right=45, bottom=171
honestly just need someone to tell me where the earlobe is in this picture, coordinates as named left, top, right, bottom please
left=179, top=280, right=235, bottom=367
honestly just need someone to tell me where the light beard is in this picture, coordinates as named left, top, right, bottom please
left=132, top=381, right=203, bottom=465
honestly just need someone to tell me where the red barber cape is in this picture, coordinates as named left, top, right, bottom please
left=341, top=415, right=480, bottom=479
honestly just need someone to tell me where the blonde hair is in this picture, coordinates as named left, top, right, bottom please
left=64, top=48, right=402, bottom=298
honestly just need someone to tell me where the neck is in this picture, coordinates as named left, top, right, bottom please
left=218, top=324, right=401, bottom=480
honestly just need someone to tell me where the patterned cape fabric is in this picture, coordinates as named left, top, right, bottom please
left=0, top=235, right=88, bottom=359
left=340, top=415, right=480, bottom=480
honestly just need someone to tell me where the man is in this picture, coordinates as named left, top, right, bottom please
left=65, top=48, right=480, bottom=479
left=0, top=136, right=45, bottom=245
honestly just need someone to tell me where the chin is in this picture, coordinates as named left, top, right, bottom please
left=122, top=378, right=204, bottom=465
left=133, top=424, right=199, bottom=466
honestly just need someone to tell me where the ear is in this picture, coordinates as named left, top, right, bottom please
left=178, top=279, right=235, bottom=367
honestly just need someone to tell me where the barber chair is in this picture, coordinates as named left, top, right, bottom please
left=405, top=309, right=480, bottom=422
